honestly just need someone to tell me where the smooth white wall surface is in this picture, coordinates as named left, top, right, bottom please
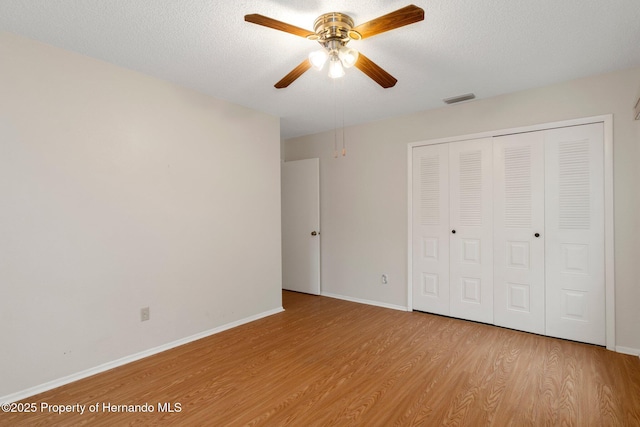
left=0, top=32, right=282, bottom=397
left=285, top=66, right=640, bottom=351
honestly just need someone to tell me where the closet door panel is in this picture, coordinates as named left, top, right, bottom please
left=449, top=138, right=493, bottom=324
left=545, top=123, right=605, bottom=345
left=412, top=144, right=450, bottom=315
left=493, top=133, right=546, bottom=334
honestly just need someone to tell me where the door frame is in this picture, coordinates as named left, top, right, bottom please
left=407, top=115, right=615, bottom=350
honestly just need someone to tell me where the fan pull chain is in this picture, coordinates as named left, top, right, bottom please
left=333, top=78, right=338, bottom=158
left=331, top=75, right=347, bottom=158
left=341, top=78, right=346, bottom=157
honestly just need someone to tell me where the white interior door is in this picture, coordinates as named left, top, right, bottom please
left=544, top=124, right=605, bottom=345
left=449, top=138, right=494, bottom=324
left=281, top=158, right=320, bottom=295
left=493, top=132, right=546, bottom=334
left=412, top=144, right=450, bottom=315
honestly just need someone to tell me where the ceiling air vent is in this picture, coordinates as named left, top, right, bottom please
left=443, top=93, right=476, bottom=104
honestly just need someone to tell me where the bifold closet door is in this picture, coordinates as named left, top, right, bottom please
left=493, top=132, right=545, bottom=334
left=412, top=122, right=606, bottom=345
left=545, top=123, right=605, bottom=345
left=412, top=144, right=450, bottom=315
left=412, top=139, right=493, bottom=322
left=449, top=138, right=494, bottom=324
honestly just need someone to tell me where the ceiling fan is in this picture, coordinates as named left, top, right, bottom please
left=244, top=5, right=424, bottom=89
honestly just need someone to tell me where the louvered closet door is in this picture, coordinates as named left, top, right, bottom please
left=545, top=123, right=605, bottom=345
left=449, top=138, right=493, bottom=324
left=493, top=133, right=545, bottom=334
left=412, top=144, right=450, bottom=315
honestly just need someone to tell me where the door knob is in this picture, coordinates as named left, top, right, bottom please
left=534, top=233, right=540, bottom=238
left=451, top=229, right=456, bottom=234
left=311, top=231, right=318, bottom=236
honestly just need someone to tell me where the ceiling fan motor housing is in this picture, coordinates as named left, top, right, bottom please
left=311, top=12, right=361, bottom=50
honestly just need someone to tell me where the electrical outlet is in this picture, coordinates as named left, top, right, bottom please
left=381, top=274, right=388, bottom=285
left=141, top=307, right=150, bottom=322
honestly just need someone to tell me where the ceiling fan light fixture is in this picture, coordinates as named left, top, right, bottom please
left=338, top=46, right=359, bottom=68
left=328, top=56, right=345, bottom=78
left=308, top=49, right=329, bottom=70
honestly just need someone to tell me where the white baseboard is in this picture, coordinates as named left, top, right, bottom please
left=1, top=307, right=284, bottom=404
left=615, top=346, right=640, bottom=356
left=321, top=292, right=409, bottom=312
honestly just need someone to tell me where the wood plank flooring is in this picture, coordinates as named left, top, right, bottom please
left=2, top=290, right=639, bottom=426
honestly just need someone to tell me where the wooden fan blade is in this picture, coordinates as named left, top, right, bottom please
left=352, top=5, right=424, bottom=39
left=245, top=14, right=314, bottom=38
left=354, top=53, right=397, bottom=88
left=275, top=59, right=312, bottom=88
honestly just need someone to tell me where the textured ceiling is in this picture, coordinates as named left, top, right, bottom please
left=1, top=1, right=639, bottom=139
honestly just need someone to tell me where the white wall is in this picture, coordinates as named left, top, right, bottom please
left=285, top=66, right=640, bottom=352
left=0, top=32, right=282, bottom=398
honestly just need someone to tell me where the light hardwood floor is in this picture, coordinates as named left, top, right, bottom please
left=2, top=291, right=640, bottom=426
